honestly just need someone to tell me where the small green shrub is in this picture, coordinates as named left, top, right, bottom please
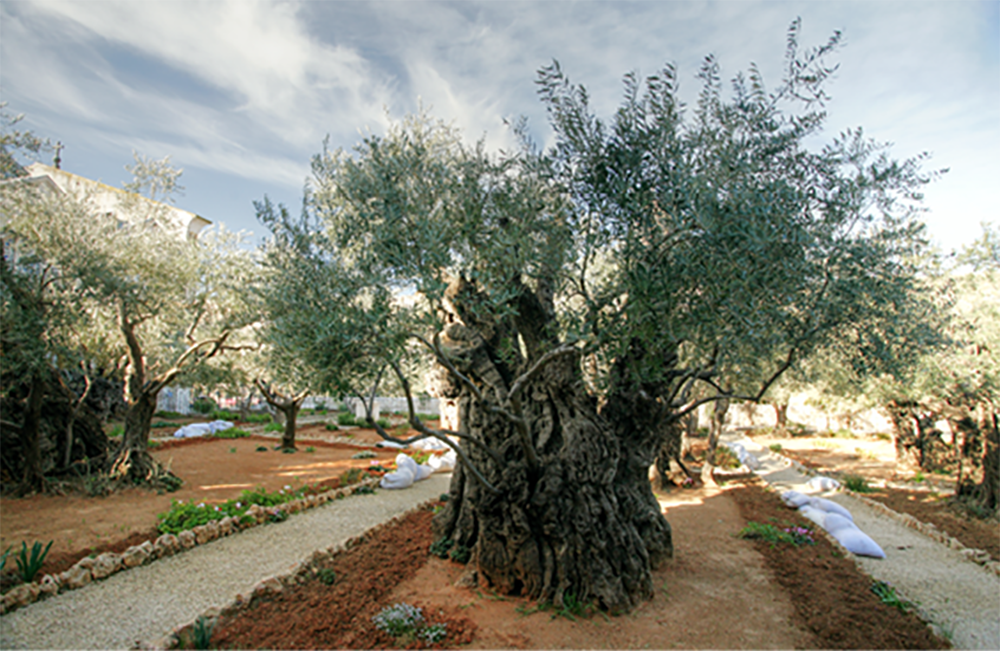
left=281, top=447, right=296, bottom=454
left=213, top=428, right=250, bottom=439
left=710, top=446, right=742, bottom=469
left=372, top=603, right=446, bottom=644
left=16, top=540, right=54, bottom=582
left=192, top=615, right=214, bottom=650
left=264, top=422, right=284, bottom=433
left=340, top=468, right=363, bottom=485
left=375, top=417, right=392, bottom=429
left=844, top=475, right=875, bottom=493
left=416, top=413, right=438, bottom=423
left=108, top=424, right=124, bottom=439
left=769, top=443, right=783, bottom=452
left=305, top=446, right=316, bottom=453
left=190, top=398, right=217, bottom=414
left=211, top=409, right=237, bottom=421
left=157, top=484, right=314, bottom=534
left=871, top=580, right=918, bottom=612
left=337, top=413, right=356, bottom=426
left=0, top=545, right=12, bottom=572
left=255, top=445, right=268, bottom=452
left=318, top=567, right=337, bottom=585
left=352, top=450, right=377, bottom=459
left=449, top=544, right=471, bottom=564
left=245, top=413, right=272, bottom=424
left=154, top=410, right=183, bottom=419
left=229, top=447, right=237, bottom=453
left=325, top=422, right=340, bottom=431
left=151, top=421, right=181, bottom=428
left=314, top=400, right=327, bottom=411
left=429, top=538, right=454, bottom=559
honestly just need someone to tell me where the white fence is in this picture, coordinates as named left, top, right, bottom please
left=156, top=389, right=440, bottom=419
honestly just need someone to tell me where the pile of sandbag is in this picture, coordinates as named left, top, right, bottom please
left=380, top=453, right=437, bottom=490
left=781, top=489, right=885, bottom=558
left=173, top=420, right=234, bottom=438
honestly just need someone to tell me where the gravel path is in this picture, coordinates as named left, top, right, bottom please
left=0, top=474, right=450, bottom=650
left=728, top=434, right=1000, bottom=650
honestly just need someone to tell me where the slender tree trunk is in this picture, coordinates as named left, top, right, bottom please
left=17, top=372, right=47, bottom=495
left=701, top=396, right=729, bottom=485
left=109, top=388, right=181, bottom=489
left=254, top=379, right=306, bottom=451
left=63, top=367, right=93, bottom=469
left=773, top=403, right=788, bottom=435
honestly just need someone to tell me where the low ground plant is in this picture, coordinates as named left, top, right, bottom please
left=264, top=423, right=283, bottom=433
left=212, top=428, right=250, bottom=439
left=870, top=580, right=918, bottom=612
left=15, top=540, right=53, bottom=582
left=156, top=483, right=316, bottom=534
left=372, top=603, right=447, bottom=646
left=325, top=422, right=340, bottom=431
left=352, top=450, right=377, bottom=459
left=244, top=413, right=272, bottom=424
left=711, top=446, right=742, bottom=469
left=190, top=398, right=216, bottom=414
left=769, top=443, right=783, bottom=452
left=337, top=413, right=356, bottom=426
left=154, top=410, right=183, bottom=419
left=738, top=521, right=815, bottom=547
left=211, top=409, right=237, bottom=421
left=151, top=421, right=182, bottom=428
left=844, top=475, right=875, bottom=493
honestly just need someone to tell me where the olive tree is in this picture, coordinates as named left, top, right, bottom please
left=258, top=23, right=941, bottom=612
left=2, top=155, right=257, bottom=490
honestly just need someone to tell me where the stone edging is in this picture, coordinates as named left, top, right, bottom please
left=146, top=495, right=441, bottom=650
left=0, top=476, right=382, bottom=615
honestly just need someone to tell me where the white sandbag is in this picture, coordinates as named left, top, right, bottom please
left=798, top=504, right=827, bottom=527
left=723, top=441, right=761, bottom=470
left=781, top=490, right=812, bottom=508
left=411, top=437, right=451, bottom=451
left=174, top=423, right=213, bottom=438
left=807, top=476, right=841, bottom=491
left=427, top=450, right=457, bottom=473
left=808, top=497, right=854, bottom=521
left=375, top=440, right=407, bottom=449
left=379, top=469, right=414, bottom=489
left=823, top=514, right=886, bottom=558
left=209, top=420, right=233, bottom=433
left=395, top=453, right=418, bottom=477
left=414, top=464, right=434, bottom=481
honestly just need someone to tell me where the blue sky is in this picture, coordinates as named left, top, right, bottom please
left=2, top=0, right=997, bottom=251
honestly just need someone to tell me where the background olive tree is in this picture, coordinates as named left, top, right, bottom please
left=256, top=22, right=942, bottom=612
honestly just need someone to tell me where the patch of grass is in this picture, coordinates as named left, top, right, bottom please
left=154, top=410, right=183, bottom=419
left=192, top=615, right=214, bottom=650
left=340, top=468, right=363, bottom=485
left=844, top=475, right=875, bottom=493
left=305, top=446, right=316, bottom=453
left=375, top=417, right=392, bottom=430
left=429, top=538, right=454, bottom=558
left=870, top=580, right=918, bottom=613
left=211, top=409, right=236, bottom=421
left=337, top=412, right=356, bottom=426
left=325, top=422, right=340, bottom=431
left=317, top=567, right=337, bottom=585
left=263, top=422, right=284, bottom=433
left=710, top=446, right=742, bottom=469
left=449, top=543, right=471, bottom=564
left=156, top=483, right=316, bottom=534
left=768, top=443, right=783, bottom=452
left=151, top=421, right=182, bottom=428
left=229, top=447, right=237, bottom=453
left=255, top=445, right=268, bottom=452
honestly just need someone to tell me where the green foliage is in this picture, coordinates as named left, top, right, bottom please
left=156, top=484, right=314, bottom=534
left=337, top=413, right=356, bottom=426
left=317, top=567, right=337, bottom=585
left=255, top=445, right=268, bottom=452
left=352, top=450, right=377, bottom=459
left=190, top=398, right=216, bottom=414
left=738, top=522, right=815, bottom=547
left=305, top=446, right=316, bottom=453
left=372, top=602, right=446, bottom=645
left=151, top=421, right=181, bottom=428
left=244, top=413, right=272, bottom=424
left=325, top=422, right=340, bottom=431
left=154, top=411, right=183, bottom=419
left=769, top=443, right=783, bottom=452
left=340, top=468, right=363, bottom=485
left=449, top=544, right=471, bottom=564
left=844, top=475, right=875, bottom=493
left=429, top=538, right=454, bottom=559
left=263, top=422, right=283, bottom=433
left=15, top=540, right=53, bottom=582
left=211, top=409, right=236, bottom=420
left=374, top=417, right=392, bottom=430
left=211, top=428, right=250, bottom=439
left=710, top=446, right=742, bottom=469
left=191, top=615, right=214, bottom=650
left=108, top=425, right=124, bottom=439
left=870, top=580, right=918, bottom=612
left=0, top=545, right=11, bottom=572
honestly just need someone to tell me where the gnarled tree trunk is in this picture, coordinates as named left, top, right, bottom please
left=255, top=379, right=307, bottom=451
left=429, top=280, right=672, bottom=614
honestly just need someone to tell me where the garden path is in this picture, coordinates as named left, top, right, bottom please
left=728, top=433, right=1000, bottom=650
left=0, top=473, right=450, bottom=650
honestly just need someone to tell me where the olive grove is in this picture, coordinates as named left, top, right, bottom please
left=256, top=24, right=941, bottom=612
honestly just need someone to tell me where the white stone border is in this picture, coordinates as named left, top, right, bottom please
left=0, top=476, right=381, bottom=615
